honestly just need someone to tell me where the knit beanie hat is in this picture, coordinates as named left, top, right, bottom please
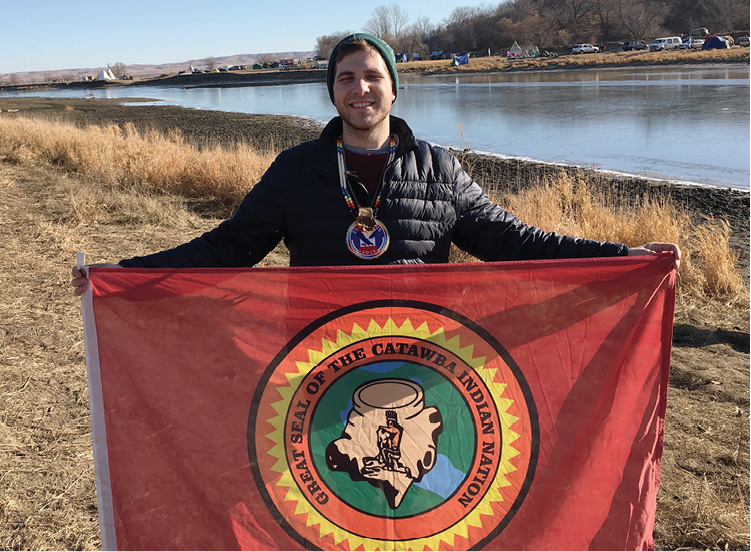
left=327, top=33, right=398, bottom=103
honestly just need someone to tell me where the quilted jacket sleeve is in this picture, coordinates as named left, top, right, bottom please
left=118, top=158, right=288, bottom=268
left=449, top=156, right=628, bottom=261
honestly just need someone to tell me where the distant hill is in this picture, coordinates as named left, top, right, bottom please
left=1, top=51, right=317, bottom=84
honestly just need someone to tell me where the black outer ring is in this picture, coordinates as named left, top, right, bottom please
left=247, top=299, right=540, bottom=551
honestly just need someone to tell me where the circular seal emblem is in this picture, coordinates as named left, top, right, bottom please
left=249, top=301, right=538, bottom=550
left=345, top=220, right=390, bottom=259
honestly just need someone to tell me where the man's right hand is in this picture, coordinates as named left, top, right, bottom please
left=71, top=263, right=122, bottom=296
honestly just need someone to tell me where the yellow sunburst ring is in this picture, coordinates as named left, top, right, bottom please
left=250, top=302, right=537, bottom=550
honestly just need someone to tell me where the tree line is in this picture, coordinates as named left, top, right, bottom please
left=316, top=0, right=750, bottom=58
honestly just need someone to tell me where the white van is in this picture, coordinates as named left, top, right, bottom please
left=649, top=37, right=682, bottom=51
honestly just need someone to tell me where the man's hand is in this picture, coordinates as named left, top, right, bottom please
left=71, top=263, right=122, bottom=296
left=627, top=242, right=681, bottom=270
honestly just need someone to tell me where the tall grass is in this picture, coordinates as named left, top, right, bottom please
left=477, top=170, right=746, bottom=305
left=0, top=116, right=275, bottom=213
left=0, top=115, right=746, bottom=304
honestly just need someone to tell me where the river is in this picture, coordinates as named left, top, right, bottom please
left=3, top=65, right=749, bottom=189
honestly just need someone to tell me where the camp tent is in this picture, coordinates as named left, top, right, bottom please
left=451, top=53, right=469, bottom=66
left=703, top=35, right=731, bottom=49
left=507, top=41, right=524, bottom=58
left=96, top=69, right=114, bottom=80
left=508, top=41, right=539, bottom=58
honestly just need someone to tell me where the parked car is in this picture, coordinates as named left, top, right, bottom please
left=622, top=41, right=648, bottom=51
left=571, top=44, right=600, bottom=54
left=649, top=36, right=682, bottom=51
left=737, top=36, right=750, bottom=47
left=678, top=37, right=705, bottom=49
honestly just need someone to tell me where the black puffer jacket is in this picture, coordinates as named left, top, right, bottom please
left=120, top=117, right=627, bottom=268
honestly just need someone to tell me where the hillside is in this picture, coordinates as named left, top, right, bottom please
left=0, top=50, right=316, bottom=84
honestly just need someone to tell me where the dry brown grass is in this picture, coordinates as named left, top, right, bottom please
left=455, top=168, right=748, bottom=307
left=1, top=115, right=746, bottom=307
left=0, top=117, right=276, bottom=213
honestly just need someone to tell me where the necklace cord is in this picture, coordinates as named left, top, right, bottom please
left=337, top=136, right=396, bottom=219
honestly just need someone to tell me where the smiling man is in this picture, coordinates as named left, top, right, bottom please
left=71, top=33, right=679, bottom=293
left=329, top=42, right=395, bottom=149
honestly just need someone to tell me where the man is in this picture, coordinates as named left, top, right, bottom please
left=72, top=33, right=679, bottom=294
left=376, top=411, right=407, bottom=474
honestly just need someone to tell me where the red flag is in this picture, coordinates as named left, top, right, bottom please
left=82, top=256, right=675, bottom=551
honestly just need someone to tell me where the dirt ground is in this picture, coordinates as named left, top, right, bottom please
left=0, top=97, right=748, bottom=550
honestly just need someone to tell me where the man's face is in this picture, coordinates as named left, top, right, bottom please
left=332, top=49, right=395, bottom=136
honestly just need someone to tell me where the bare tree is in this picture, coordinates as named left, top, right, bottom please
left=611, top=0, right=668, bottom=40
left=9, top=73, right=19, bottom=85
left=443, top=5, right=484, bottom=26
left=108, top=62, right=127, bottom=79
left=509, top=3, right=560, bottom=48
left=399, top=25, right=430, bottom=58
left=592, top=0, right=619, bottom=40
left=365, top=5, right=391, bottom=38
left=389, top=4, right=410, bottom=38
left=412, top=16, right=435, bottom=41
left=257, top=53, right=276, bottom=65
left=539, top=0, right=598, bottom=41
left=706, top=0, right=750, bottom=32
left=662, top=0, right=748, bottom=34
left=205, top=56, right=217, bottom=71
left=364, top=4, right=410, bottom=41
left=315, top=32, right=354, bottom=59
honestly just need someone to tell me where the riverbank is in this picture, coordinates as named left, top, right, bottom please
left=1, top=96, right=747, bottom=262
left=0, top=96, right=748, bottom=550
left=1, top=47, right=748, bottom=92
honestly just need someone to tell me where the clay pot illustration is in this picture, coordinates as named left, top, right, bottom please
left=326, top=378, right=443, bottom=509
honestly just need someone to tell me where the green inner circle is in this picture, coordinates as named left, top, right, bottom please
left=308, top=360, right=475, bottom=518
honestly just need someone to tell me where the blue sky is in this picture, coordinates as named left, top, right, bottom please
left=1, top=0, right=492, bottom=74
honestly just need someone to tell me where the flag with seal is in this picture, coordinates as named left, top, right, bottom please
left=80, top=255, right=675, bottom=550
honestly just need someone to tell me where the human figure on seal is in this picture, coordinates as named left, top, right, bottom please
left=376, top=410, right=409, bottom=475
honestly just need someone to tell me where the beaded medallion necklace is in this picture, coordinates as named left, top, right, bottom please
left=337, top=135, right=396, bottom=260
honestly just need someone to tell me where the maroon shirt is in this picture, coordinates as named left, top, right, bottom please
left=344, top=148, right=389, bottom=198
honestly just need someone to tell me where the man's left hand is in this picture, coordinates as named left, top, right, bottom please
left=627, top=242, right=682, bottom=270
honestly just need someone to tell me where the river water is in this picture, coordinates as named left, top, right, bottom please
left=4, top=65, right=749, bottom=189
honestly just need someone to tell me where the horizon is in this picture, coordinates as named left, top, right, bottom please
left=1, top=48, right=320, bottom=79
left=0, top=0, right=488, bottom=75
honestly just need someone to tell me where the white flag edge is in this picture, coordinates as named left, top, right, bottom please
left=79, top=254, right=117, bottom=551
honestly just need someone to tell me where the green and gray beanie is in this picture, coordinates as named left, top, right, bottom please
left=326, top=33, right=399, bottom=104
